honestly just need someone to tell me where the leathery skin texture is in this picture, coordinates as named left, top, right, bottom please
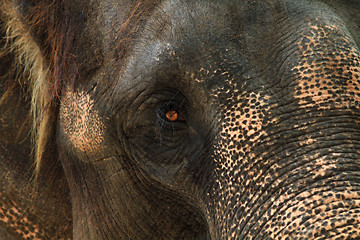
left=202, top=15, right=360, bottom=240
left=1, top=0, right=360, bottom=239
left=203, top=14, right=360, bottom=240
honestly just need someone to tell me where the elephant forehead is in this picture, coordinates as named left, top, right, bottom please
left=292, top=21, right=360, bottom=110
left=59, top=89, right=105, bottom=157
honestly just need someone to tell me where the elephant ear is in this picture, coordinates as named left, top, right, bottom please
left=0, top=1, right=73, bottom=238
left=11, top=0, right=57, bottom=49
left=1, top=0, right=80, bottom=180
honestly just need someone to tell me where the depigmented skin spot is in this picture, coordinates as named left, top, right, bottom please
left=214, top=91, right=273, bottom=167
left=0, top=193, right=44, bottom=240
left=59, top=89, right=105, bottom=156
left=206, top=80, right=281, bottom=237
left=292, top=21, right=360, bottom=110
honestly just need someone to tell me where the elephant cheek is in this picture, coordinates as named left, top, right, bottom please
left=59, top=88, right=106, bottom=159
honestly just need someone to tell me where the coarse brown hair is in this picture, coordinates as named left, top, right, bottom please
left=0, top=0, right=85, bottom=183
left=0, top=0, right=150, bottom=181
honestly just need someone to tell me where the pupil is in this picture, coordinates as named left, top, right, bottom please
left=166, top=110, right=178, bottom=121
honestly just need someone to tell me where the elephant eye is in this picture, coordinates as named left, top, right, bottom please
left=157, top=101, right=186, bottom=124
left=165, top=110, right=185, bottom=122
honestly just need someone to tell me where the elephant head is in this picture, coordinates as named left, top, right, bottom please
left=1, top=0, right=360, bottom=239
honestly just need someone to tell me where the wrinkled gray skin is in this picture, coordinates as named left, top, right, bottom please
left=1, top=0, right=360, bottom=239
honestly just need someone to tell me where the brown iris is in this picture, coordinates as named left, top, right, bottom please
left=165, top=110, right=179, bottom=122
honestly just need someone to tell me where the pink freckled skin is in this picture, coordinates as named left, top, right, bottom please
left=59, top=89, right=105, bottom=157
left=0, top=194, right=43, bottom=239
left=293, top=23, right=360, bottom=110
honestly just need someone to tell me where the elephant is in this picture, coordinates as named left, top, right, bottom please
left=1, top=0, right=360, bottom=239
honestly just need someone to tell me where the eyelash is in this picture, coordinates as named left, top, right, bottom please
left=156, top=101, right=186, bottom=130
left=158, top=102, right=179, bottom=120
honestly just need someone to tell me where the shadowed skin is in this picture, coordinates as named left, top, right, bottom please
left=1, top=0, right=360, bottom=239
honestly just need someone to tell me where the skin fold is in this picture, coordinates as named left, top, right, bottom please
left=1, top=0, right=360, bottom=239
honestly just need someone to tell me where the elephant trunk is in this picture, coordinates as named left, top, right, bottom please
left=200, top=14, right=360, bottom=239
left=206, top=147, right=360, bottom=238
left=203, top=111, right=360, bottom=239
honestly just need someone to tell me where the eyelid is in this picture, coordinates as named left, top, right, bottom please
left=157, top=101, right=187, bottom=124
